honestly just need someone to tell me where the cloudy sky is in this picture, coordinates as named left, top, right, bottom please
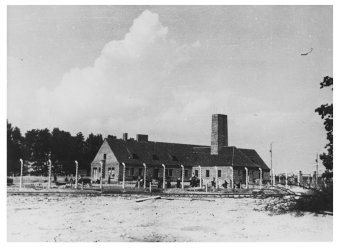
left=7, top=6, right=332, bottom=174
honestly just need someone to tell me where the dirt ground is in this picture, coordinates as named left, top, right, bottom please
left=7, top=195, right=332, bottom=242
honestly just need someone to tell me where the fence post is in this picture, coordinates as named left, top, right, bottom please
left=244, top=167, right=248, bottom=189
left=298, top=171, right=301, bottom=186
left=162, top=164, right=166, bottom=190
left=143, top=163, right=147, bottom=189
left=75, top=160, right=78, bottom=189
left=48, top=159, right=52, bottom=189
left=229, top=166, right=233, bottom=188
left=214, top=166, right=218, bottom=189
left=181, top=165, right=184, bottom=190
left=99, top=161, right=103, bottom=190
left=19, top=159, right=23, bottom=190
left=198, top=165, right=202, bottom=188
left=122, top=162, right=126, bottom=190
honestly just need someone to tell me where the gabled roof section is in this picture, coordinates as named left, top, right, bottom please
left=238, top=148, right=270, bottom=171
left=192, top=146, right=259, bottom=168
left=104, top=138, right=269, bottom=170
left=106, top=138, right=204, bottom=166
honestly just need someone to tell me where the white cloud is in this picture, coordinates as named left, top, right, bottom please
left=33, top=10, right=201, bottom=136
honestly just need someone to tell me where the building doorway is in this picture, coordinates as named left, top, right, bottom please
left=93, top=168, right=98, bottom=180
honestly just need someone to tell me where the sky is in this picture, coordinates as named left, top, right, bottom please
left=7, top=5, right=332, bottom=174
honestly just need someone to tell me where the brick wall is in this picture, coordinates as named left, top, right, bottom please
left=192, top=166, right=267, bottom=186
left=121, top=166, right=192, bottom=182
left=192, top=166, right=233, bottom=185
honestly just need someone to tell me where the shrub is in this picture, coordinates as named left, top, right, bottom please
left=290, top=185, right=333, bottom=213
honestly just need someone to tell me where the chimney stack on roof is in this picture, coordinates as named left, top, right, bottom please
left=136, top=134, right=148, bottom=142
left=122, top=133, right=128, bottom=141
left=211, top=114, right=228, bottom=155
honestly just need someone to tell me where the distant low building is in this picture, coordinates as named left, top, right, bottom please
left=91, top=114, right=270, bottom=184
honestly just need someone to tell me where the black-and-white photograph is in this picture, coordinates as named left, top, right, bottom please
left=6, top=4, right=333, bottom=242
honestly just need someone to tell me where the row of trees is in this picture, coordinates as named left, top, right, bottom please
left=7, top=121, right=104, bottom=176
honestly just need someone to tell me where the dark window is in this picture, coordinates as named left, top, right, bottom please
left=103, top=154, right=107, bottom=160
left=206, top=170, right=210, bottom=177
left=184, top=170, right=188, bottom=177
left=238, top=170, right=241, bottom=176
left=165, top=169, right=173, bottom=177
left=131, top=153, right=138, bottom=159
left=138, top=168, right=143, bottom=176
left=195, top=170, right=199, bottom=177
left=152, top=154, right=159, bottom=160
left=153, top=169, right=159, bottom=178
left=218, top=170, right=221, bottom=177
left=130, top=168, right=134, bottom=176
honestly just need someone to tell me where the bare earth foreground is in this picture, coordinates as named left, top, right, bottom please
left=7, top=195, right=332, bottom=242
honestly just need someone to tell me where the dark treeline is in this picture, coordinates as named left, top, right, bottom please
left=7, top=120, right=103, bottom=176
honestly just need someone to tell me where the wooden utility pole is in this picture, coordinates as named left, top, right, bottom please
left=270, top=143, right=273, bottom=170
left=270, top=143, right=273, bottom=184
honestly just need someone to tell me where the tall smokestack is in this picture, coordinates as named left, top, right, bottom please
left=211, top=114, right=228, bottom=155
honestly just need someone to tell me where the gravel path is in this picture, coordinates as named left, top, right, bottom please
left=7, top=195, right=332, bottom=242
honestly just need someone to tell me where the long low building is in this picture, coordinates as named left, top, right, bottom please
left=91, top=114, right=270, bottom=186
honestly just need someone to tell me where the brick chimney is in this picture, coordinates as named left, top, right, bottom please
left=122, top=133, right=128, bottom=141
left=211, top=114, right=228, bottom=155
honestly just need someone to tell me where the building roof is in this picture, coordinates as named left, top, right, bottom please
left=105, top=138, right=270, bottom=171
left=238, top=148, right=270, bottom=171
